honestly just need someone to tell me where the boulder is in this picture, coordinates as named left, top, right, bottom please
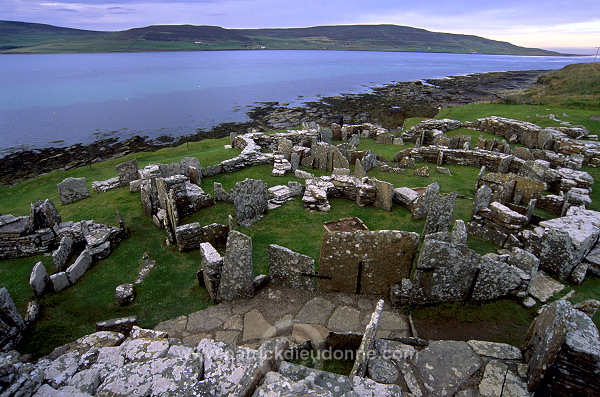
left=114, top=284, right=136, bottom=307
left=57, top=177, right=90, bottom=205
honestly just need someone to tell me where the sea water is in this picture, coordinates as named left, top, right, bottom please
left=0, top=50, right=592, bottom=154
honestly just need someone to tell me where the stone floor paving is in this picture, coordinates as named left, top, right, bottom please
left=155, top=285, right=413, bottom=349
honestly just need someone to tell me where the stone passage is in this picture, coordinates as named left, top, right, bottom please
left=231, top=178, right=268, bottom=227
left=318, top=230, right=419, bottom=294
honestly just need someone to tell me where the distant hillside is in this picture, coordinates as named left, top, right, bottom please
left=0, top=20, right=562, bottom=55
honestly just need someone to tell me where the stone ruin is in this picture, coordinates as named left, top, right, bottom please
left=1, top=291, right=597, bottom=396
left=0, top=199, right=128, bottom=352
left=318, top=230, right=420, bottom=295
left=199, top=230, right=254, bottom=303
left=401, top=222, right=538, bottom=304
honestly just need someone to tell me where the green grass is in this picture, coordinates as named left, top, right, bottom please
left=2, top=99, right=599, bottom=355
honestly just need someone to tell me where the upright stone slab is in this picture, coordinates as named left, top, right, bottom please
left=523, top=300, right=571, bottom=391
left=268, top=244, right=316, bottom=291
left=52, top=236, right=74, bottom=272
left=57, top=177, right=90, bottom=205
left=29, top=261, right=51, bottom=297
left=423, top=192, right=457, bottom=236
left=200, top=242, right=223, bottom=302
left=0, top=288, right=25, bottom=352
left=371, top=178, right=394, bottom=212
left=328, top=145, right=349, bottom=171
left=217, top=231, right=254, bottom=302
left=213, top=182, right=233, bottom=203
left=66, top=249, right=92, bottom=284
left=471, top=257, right=524, bottom=300
left=115, top=159, right=139, bottom=187
left=412, top=182, right=439, bottom=220
left=318, top=230, right=419, bottom=295
left=30, top=199, right=61, bottom=230
left=354, top=159, right=366, bottom=179
left=472, top=184, right=493, bottom=219
left=411, top=236, right=482, bottom=303
left=232, top=179, right=268, bottom=227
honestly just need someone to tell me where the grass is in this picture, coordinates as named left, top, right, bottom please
left=2, top=98, right=599, bottom=355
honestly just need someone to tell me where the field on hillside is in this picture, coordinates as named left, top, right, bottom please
left=1, top=101, right=599, bottom=355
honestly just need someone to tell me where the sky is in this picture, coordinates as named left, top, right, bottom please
left=2, top=0, right=599, bottom=54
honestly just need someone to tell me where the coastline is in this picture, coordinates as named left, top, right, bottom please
left=0, top=68, right=549, bottom=187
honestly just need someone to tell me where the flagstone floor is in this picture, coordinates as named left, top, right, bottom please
left=154, top=285, right=413, bottom=349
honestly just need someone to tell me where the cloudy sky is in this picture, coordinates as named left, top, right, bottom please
left=2, top=0, right=599, bottom=54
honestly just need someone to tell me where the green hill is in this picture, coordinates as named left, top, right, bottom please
left=0, top=20, right=562, bottom=55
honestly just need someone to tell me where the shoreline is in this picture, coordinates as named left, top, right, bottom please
left=0, top=68, right=549, bottom=187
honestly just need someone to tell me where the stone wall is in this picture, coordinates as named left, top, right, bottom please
left=267, top=244, right=316, bottom=291
left=318, top=230, right=419, bottom=295
left=174, top=222, right=229, bottom=252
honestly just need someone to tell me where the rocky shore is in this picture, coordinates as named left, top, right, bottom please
left=0, top=69, right=549, bottom=186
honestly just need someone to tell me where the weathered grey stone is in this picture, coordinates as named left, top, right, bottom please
left=351, top=300, right=384, bottom=378
left=472, top=184, right=493, bottom=219
left=30, top=261, right=51, bottom=297
left=355, top=158, right=366, bottom=179
left=412, top=182, right=439, bottom=220
left=243, top=309, right=274, bottom=342
left=278, top=361, right=353, bottom=395
left=370, top=178, right=394, bottom=211
left=539, top=306, right=600, bottom=396
left=68, top=368, right=101, bottom=395
left=294, top=169, right=314, bottom=179
left=217, top=231, right=253, bottom=302
left=412, top=340, right=482, bottom=397
left=50, top=271, right=70, bottom=292
left=58, top=177, right=90, bottom=205
left=114, top=283, right=136, bottom=307
left=467, top=340, right=522, bottom=360
left=450, top=219, right=468, bottom=244
left=318, top=230, right=419, bottom=295
left=0, top=288, right=25, bottom=352
left=53, top=236, right=74, bottom=272
left=573, top=299, right=600, bottom=318
left=95, top=352, right=204, bottom=396
left=232, top=178, right=268, bottom=227
left=115, top=159, right=139, bottom=187
left=30, top=199, right=62, bottom=229
left=529, top=271, right=564, bottom=302
left=65, top=249, right=92, bottom=285
left=479, top=359, right=508, bottom=397
left=507, top=248, right=540, bottom=281
left=294, top=297, right=336, bottom=324
left=413, top=165, right=430, bottom=177
left=523, top=300, right=571, bottom=391
left=268, top=244, right=316, bottom=291
left=95, top=316, right=137, bottom=336
left=327, top=305, right=362, bottom=333
left=197, top=338, right=289, bottom=397
left=472, top=257, right=524, bottom=300
left=200, top=242, right=223, bottom=302
left=411, top=237, right=482, bottom=303
left=423, top=192, right=457, bottom=235
left=213, top=182, right=232, bottom=202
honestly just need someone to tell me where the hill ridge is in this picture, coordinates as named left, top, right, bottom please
left=0, top=20, right=561, bottom=55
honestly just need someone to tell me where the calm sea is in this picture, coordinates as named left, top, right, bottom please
left=0, top=50, right=593, bottom=154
